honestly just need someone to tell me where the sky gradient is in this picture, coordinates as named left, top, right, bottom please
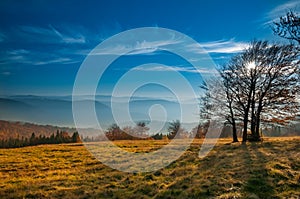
left=1, top=0, right=299, bottom=96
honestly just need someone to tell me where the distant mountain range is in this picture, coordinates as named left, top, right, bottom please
left=1, top=95, right=298, bottom=138
left=0, top=95, right=199, bottom=130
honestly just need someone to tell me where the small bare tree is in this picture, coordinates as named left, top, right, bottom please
left=167, top=120, right=186, bottom=139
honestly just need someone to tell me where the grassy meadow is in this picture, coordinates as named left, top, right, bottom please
left=0, top=137, right=299, bottom=199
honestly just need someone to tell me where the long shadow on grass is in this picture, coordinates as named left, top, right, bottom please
left=241, top=142, right=277, bottom=199
left=161, top=141, right=279, bottom=198
left=155, top=143, right=247, bottom=198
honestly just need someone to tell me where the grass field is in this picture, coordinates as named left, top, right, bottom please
left=0, top=137, right=299, bottom=199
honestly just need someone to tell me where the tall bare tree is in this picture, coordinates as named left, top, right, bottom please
left=222, top=41, right=300, bottom=142
left=199, top=78, right=240, bottom=142
left=220, top=69, right=240, bottom=142
left=251, top=43, right=299, bottom=139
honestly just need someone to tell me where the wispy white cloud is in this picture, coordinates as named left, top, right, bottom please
left=132, top=65, right=212, bottom=74
left=19, top=25, right=53, bottom=36
left=0, top=49, right=79, bottom=66
left=0, top=24, right=118, bottom=67
left=33, top=57, right=79, bottom=66
left=49, top=25, right=86, bottom=44
left=188, top=39, right=249, bottom=54
left=8, top=49, right=30, bottom=55
left=78, top=36, right=248, bottom=59
left=2, top=25, right=247, bottom=67
left=0, top=49, right=29, bottom=64
left=18, top=25, right=87, bottom=44
left=89, top=38, right=182, bottom=55
left=263, top=0, right=300, bottom=26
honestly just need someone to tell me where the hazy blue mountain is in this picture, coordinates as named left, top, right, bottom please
left=3, top=95, right=298, bottom=137
left=0, top=98, right=43, bottom=122
left=1, top=96, right=111, bottom=127
left=0, top=95, right=188, bottom=129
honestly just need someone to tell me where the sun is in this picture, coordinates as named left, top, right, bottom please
left=246, top=61, right=256, bottom=70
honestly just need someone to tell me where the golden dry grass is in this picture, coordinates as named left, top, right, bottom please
left=0, top=137, right=299, bottom=198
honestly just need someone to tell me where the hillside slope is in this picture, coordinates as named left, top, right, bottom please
left=0, top=120, right=76, bottom=139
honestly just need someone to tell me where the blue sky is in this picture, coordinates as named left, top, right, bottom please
left=0, top=0, right=299, bottom=97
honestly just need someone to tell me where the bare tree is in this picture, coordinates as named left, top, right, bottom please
left=105, top=123, right=123, bottom=141
left=222, top=41, right=300, bottom=142
left=272, top=11, right=300, bottom=44
left=133, top=121, right=149, bottom=138
left=219, top=69, right=240, bottom=142
left=167, top=120, right=185, bottom=139
left=251, top=43, right=299, bottom=139
left=199, top=81, right=231, bottom=140
left=221, top=44, right=261, bottom=142
left=198, top=85, right=212, bottom=138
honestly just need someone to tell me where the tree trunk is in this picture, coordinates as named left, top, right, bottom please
left=250, top=113, right=256, bottom=136
left=242, top=106, right=250, bottom=143
left=250, top=91, right=256, bottom=135
left=232, top=119, right=239, bottom=142
left=254, top=102, right=263, bottom=141
left=242, top=117, right=248, bottom=143
left=255, top=118, right=261, bottom=140
left=242, top=91, right=252, bottom=143
left=229, top=102, right=239, bottom=142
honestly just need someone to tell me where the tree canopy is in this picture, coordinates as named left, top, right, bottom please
left=220, top=41, right=299, bottom=142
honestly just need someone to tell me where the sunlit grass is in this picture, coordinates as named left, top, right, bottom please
left=0, top=137, right=299, bottom=198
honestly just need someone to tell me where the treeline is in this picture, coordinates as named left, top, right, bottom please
left=102, top=121, right=192, bottom=141
left=86, top=119, right=300, bottom=142
left=104, top=123, right=159, bottom=141
left=0, top=130, right=81, bottom=148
